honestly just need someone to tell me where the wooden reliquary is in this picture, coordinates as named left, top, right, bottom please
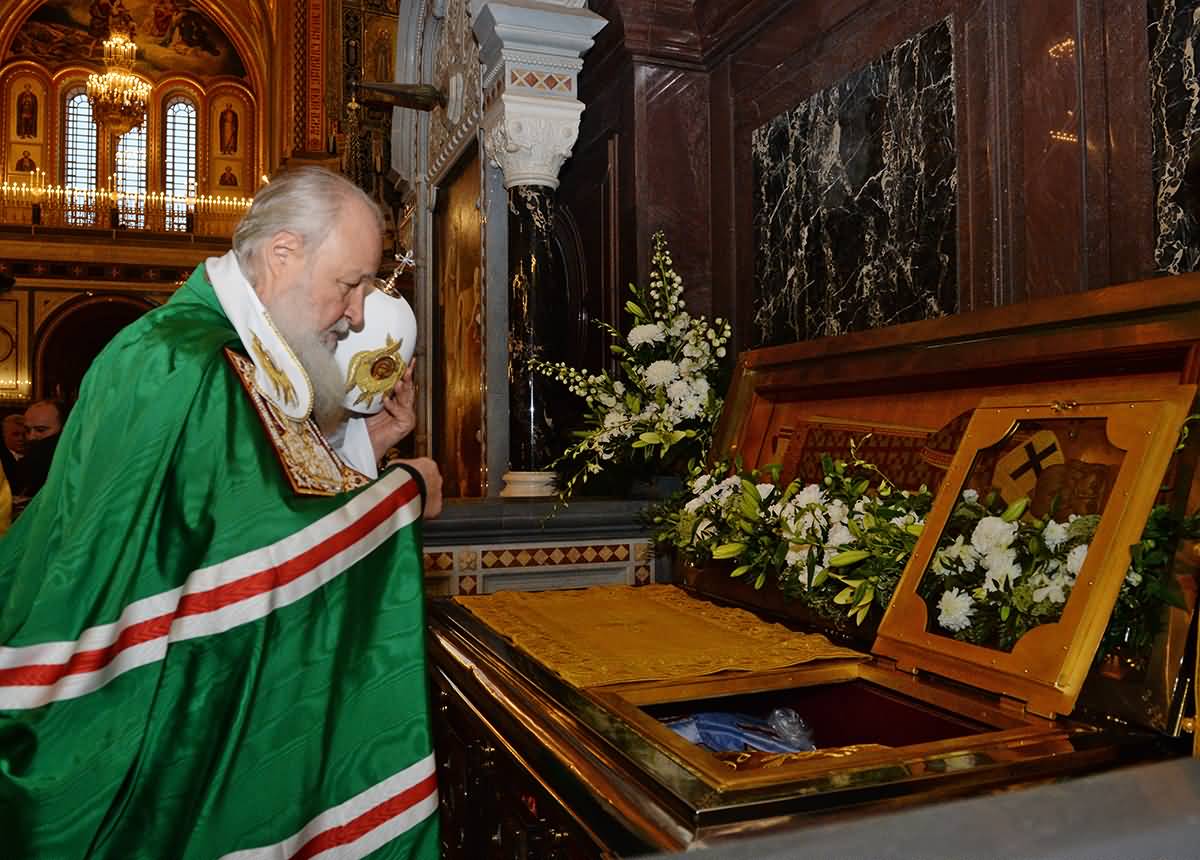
left=428, top=274, right=1200, bottom=858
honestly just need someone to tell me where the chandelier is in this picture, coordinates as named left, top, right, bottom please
left=86, top=31, right=151, bottom=136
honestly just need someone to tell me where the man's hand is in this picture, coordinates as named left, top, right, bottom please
left=400, top=456, right=443, bottom=519
left=366, top=360, right=417, bottom=462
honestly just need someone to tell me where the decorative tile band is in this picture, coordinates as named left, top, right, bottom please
left=480, top=543, right=629, bottom=569
left=423, top=538, right=655, bottom=595
left=508, top=67, right=574, bottom=93
left=424, top=551, right=455, bottom=572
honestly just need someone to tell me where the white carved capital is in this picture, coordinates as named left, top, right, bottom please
left=470, top=0, right=606, bottom=188
left=481, top=93, right=584, bottom=189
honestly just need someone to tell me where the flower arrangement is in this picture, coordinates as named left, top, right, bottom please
left=531, top=232, right=731, bottom=498
left=649, top=442, right=1192, bottom=661
left=918, top=492, right=1097, bottom=651
left=650, top=442, right=932, bottom=627
left=919, top=492, right=1197, bottom=658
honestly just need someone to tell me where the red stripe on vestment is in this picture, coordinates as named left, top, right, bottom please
left=0, top=478, right=419, bottom=689
left=290, top=772, right=439, bottom=860
left=174, top=478, right=416, bottom=619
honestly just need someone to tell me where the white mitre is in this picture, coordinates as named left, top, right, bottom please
left=205, top=250, right=377, bottom=478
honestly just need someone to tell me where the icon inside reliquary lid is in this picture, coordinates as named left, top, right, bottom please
left=913, top=416, right=1123, bottom=654
left=875, top=385, right=1196, bottom=719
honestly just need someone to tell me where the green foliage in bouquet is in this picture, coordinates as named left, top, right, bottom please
left=648, top=439, right=1195, bottom=661
left=1100, top=505, right=1195, bottom=658
left=647, top=439, right=932, bottom=626
left=919, top=492, right=1097, bottom=651
left=531, top=232, right=731, bottom=499
left=920, top=492, right=1194, bottom=658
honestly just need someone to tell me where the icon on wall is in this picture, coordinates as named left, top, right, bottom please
left=14, top=150, right=36, bottom=172
left=218, top=165, right=238, bottom=187
left=16, top=84, right=37, bottom=139
left=219, top=102, right=238, bottom=154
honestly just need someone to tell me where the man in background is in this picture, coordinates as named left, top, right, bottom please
left=18, top=398, right=66, bottom=498
left=0, top=167, right=441, bottom=858
left=22, top=399, right=63, bottom=442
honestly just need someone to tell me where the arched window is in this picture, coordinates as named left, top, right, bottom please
left=164, top=97, right=197, bottom=231
left=115, top=119, right=147, bottom=228
left=63, top=88, right=97, bottom=226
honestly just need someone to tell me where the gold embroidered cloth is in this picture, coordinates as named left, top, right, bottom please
left=454, top=585, right=863, bottom=688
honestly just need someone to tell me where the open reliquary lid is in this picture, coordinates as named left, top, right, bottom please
left=873, top=383, right=1197, bottom=719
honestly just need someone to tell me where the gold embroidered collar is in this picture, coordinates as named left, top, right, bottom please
left=205, top=250, right=314, bottom=423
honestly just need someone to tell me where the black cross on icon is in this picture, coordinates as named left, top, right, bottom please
left=1010, top=440, right=1059, bottom=481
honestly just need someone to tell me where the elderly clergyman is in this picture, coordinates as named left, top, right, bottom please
left=0, top=168, right=442, bottom=858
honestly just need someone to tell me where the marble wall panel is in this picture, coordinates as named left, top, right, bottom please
left=1150, top=0, right=1200, bottom=274
left=750, top=17, right=956, bottom=347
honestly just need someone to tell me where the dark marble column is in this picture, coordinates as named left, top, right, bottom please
left=506, top=184, right=559, bottom=471
left=1150, top=0, right=1200, bottom=274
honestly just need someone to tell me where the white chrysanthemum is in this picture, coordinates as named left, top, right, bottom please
left=783, top=507, right=828, bottom=539
left=1033, top=572, right=1070, bottom=605
left=961, top=489, right=979, bottom=504
left=793, top=484, right=826, bottom=508
left=937, top=588, right=975, bottom=632
left=827, top=499, right=849, bottom=525
left=666, top=379, right=691, bottom=403
left=1066, top=543, right=1089, bottom=577
left=982, top=548, right=1021, bottom=592
left=644, top=360, right=680, bottom=387
left=825, top=522, right=854, bottom=548
left=932, top=535, right=980, bottom=575
left=602, top=410, right=626, bottom=428
left=678, top=395, right=706, bottom=420
left=786, top=544, right=815, bottom=579
left=971, top=516, right=1018, bottom=555
left=711, top=476, right=742, bottom=503
left=627, top=323, right=665, bottom=347
left=1042, top=520, right=1068, bottom=552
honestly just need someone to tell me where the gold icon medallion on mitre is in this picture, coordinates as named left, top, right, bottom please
left=345, top=335, right=406, bottom=406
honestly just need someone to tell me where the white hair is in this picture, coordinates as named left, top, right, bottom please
left=232, top=166, right=384, bottom=282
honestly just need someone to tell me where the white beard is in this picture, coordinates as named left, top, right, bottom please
left=267, top=291, right=350, bottom=436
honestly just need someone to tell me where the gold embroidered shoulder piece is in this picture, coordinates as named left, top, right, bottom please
left=226, top=348, right=371, bottom=497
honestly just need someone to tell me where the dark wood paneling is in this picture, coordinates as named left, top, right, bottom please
left=1102, top=1, right=1156, bottom=283
left=558, top=129, right=621, bottom=374
left=565, top=0, right=1162, bottom=355
left=431, top=147, right=484, bottom=498
left=1020, top=0, right=1084, bottom=298
left=633, top=63, right=713, bottom=314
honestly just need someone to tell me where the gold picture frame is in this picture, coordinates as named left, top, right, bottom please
left=875, top=384, right=1198, bottom=718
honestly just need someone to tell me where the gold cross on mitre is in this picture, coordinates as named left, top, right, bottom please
left=376, top=249, right=417, bottom=299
